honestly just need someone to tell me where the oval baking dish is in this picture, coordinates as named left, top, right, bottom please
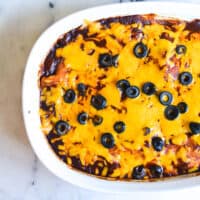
left=23, top=2, right=200, bottom=192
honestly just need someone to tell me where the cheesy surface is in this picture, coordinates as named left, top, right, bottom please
left=39, top=14, right=200, bottom=180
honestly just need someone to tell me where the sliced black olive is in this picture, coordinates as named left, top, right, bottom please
left=98, top=53, right=112, bottom=68
left=142, top=82, right=156, bottom=95
left=189, top=122, right=200, bottom=135
left=132, top=165, right=146, bottom=179
left=152, top=136, right=164, bottom=152
left=164, top=105, right=179, bottom=120
left=149, top=164, right=163, bottom=178
left=179, top=72, right=193, bottom=85
left=125, top=86, right=140, bottom=98
left=112, top=54, right=119, bottom=67
left=77, top=83, right=87, bottom=96
left=91, top=94, right=107, bottom=110
left=77, top=112, right=88, bottom=125
left=176, top=45, right=187, bottom=55
left=114, top=121, right=126, bottom=133
left=116, top=79, right=130, bottom=92
left=92, top=115, right=103, bottom=126
left=63, top=89, right=76, bottom=103
left=177, top=102, right=188, bottom=114
left=101, top=133, right=115, bottom=148
left=159, top=91, right=173, bottom=106
left=55, top=120, right=71, bottom=135
left=133, top=42, right=148, bottom=58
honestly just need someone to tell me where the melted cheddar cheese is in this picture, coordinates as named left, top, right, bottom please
left=39, top=14, right=200, bottom=180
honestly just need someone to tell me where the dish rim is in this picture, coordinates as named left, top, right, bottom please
left=22, top=1, right=200, bottom=193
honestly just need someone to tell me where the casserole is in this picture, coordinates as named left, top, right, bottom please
left=23, top=2, right=200, bottom=192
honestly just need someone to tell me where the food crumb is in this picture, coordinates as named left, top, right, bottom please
left=49, top=2, right=54, bottom=8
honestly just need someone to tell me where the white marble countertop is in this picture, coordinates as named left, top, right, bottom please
left=1, top=0, right=200, bottom=199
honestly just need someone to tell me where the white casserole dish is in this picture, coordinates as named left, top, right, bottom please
left=22, top=2, right=200, bottom=192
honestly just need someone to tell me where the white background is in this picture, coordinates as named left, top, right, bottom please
left=1, top=0, right=200, bottom=199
